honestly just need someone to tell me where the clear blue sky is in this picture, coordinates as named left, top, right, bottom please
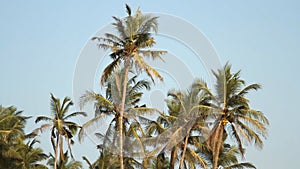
left=1, top=1, right=300, bottom=168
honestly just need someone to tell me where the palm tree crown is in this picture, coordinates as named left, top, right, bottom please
left=93, top=4, right=167, bottom=84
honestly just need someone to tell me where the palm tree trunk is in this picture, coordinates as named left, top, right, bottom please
left=179, top=130, right=191, bottom=169
left=170, top=147, right=177, bottom=169
left=119, top=59, right=130, bottom=169
left=54, top=135, right=59, bottom=169
left=59, top=135, right=64, bottom=161
left=212, top=124, right=224, bottom=169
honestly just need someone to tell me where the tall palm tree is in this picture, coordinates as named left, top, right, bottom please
left=201, top=63, right=269, bottom=169
left=92, top=4, right=166, bottom=169
left=34, top=94, right=87, bottom=169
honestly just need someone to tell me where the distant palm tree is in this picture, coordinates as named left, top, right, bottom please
left=34, top=94, right=86, bottom=169
left=47, top=151, right=82, bottom=169
left=92, top=4, right=166, bottom=169
left=202, top=63, right=269, bottom=169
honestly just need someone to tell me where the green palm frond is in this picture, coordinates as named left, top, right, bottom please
left=235, top=120, right=264, bottom=149
left=61, top=96, right=73, bottom=116
left=112, top=16, right=127, bottom=39
left=224, top=162, right=256, bottom=169
left=100, top=57, right=122, bottom=85
left=127, top=107, right=161, bottom=118
left=50, top=93, right=60, bottom=117
left=133, top=52, right=163, bottom=82
left=238, top=84, right=261, bottom=96
left=186, top=147, right=207, bottom=168
left=241, top=109, right=269, bottom=126
left=64, top=111, right=87, bottom=120
left=80, top=91, right=114, bottom=110
left=35, top=116, right=52, bottom=123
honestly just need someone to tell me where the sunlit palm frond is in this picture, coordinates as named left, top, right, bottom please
left=133, top=52, right=163, bottom=82
left=80, top=91, right=114, bottom=110
left=139, top=49, right=167, bottom=61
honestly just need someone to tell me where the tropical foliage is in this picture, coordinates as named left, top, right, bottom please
left=0, top=4, right=269, bottom=169
left=0, top=106, right=47, bottom=169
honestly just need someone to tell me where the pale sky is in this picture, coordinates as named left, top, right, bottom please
left=1, top=1, right=300, bottom=168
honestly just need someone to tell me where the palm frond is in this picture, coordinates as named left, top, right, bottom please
left=127, top=107, right=161, bottom=118
left=78, top=113, right=110, bottom=142
left=235, top=120, right=264, bottom=149
left=100, top=57, right=122, bottom=85
left=35, top=116, right=52, bottom=123
left=61, top=96, right=73, bottom=118
left=64, top=112, right=87, bottom=120
left=125, top=4, right=132, bottom=16
left=133, top=52, right=163, bottom=82
left=224, top=162, right=256, bottom=169
left=238, top=83, right=261, bottom=96
left=79, top=91, right=113, bottom=110
left=112, top=16, right=127, bottom=39
left=229, top=124, right=245, bottom=158
left=139, top=49, right=167, bottom=61
left=50, top=93, right=60, bottom=117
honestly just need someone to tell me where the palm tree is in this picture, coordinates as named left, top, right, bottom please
left=161, top=79, right=212, bottom=169
left=15, top=139, right=48, bottom=169
left=201, top=63, right=269, bottom=169
left=79, top=68, right=157, bottom=161
left=92, top=4, right=166, bottom=169
left=0, top=105, right=30, bottom=168
left=140, top=80, right=211, bottom=169
left=34, top=94, right=87, bottom=169
left=47, top=151, right=82, bottom=169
